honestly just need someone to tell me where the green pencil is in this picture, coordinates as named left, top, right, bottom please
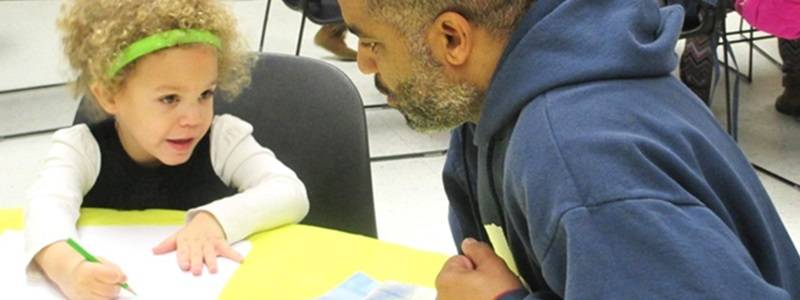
left=66, top=238, right=137, bottom=296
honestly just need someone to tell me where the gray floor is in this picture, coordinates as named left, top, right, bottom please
left=0, top=2, right=798, bottom=255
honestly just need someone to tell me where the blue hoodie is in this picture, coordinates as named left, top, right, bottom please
left=442, top=0, right=800, bottom=299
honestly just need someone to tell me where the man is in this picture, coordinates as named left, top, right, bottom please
left=338, top=0, right=800, bottom=299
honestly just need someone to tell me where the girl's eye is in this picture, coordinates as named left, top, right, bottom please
left=160, top=95, right=179, bottom=104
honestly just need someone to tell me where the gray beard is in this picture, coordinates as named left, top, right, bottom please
left=392, top=56, right=484, bottom=133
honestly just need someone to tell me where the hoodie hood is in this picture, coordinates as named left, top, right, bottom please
left=475, top=0, right=685, bottom=145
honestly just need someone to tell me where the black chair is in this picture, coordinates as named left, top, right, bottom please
left=74, top=53, right=378, bottom=237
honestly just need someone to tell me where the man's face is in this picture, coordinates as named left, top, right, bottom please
left=339, top=0, right=484, bottom=132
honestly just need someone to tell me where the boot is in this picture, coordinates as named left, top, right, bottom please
left=680, top=36, right=714, bottom=105
left=775, top=73, right=800, bottom=116
left=314, top=23, right=357, bottom=61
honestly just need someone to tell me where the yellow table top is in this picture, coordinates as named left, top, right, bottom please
left=0, top=208, right=448, bottom=299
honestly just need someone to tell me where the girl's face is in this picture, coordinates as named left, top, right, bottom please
left=98, top=45, right=219, bottom=167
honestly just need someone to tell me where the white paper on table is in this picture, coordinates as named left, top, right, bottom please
left=0, top=226, right=250, bottom=300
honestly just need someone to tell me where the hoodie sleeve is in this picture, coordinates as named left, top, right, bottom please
left=24, top=125, right=100, bottom=277
left=188, top=114, right=309, bottom=243
left=534, top=198, right=793, bottom=299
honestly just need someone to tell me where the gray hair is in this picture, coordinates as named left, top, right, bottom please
left=365, top=0, right=535, bottom=39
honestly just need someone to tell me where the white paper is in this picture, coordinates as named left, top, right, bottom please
left=0, top=226, right=250, bottom=300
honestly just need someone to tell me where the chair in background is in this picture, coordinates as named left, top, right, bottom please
left=73, top=53, right=378, bottom=237
left=259, top=0, right=344, bottom=55
left=724, top=18, right=782, bottom=82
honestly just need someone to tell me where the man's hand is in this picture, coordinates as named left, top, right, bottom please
left=435, top=238, right=523, bottom=300
left=152, top=211, right=243, bottom=276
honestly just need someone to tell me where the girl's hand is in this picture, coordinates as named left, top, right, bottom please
left=36, top=242, right=127, bottom=300
left=152, top=211, right=244, bottom=275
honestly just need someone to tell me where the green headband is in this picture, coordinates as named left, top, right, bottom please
left=106, top=29, right=222, bottom=78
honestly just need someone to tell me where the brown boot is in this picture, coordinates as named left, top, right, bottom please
left=314, top=23, right=357, bottom=61
left=775, top=73, right=800, bottom=116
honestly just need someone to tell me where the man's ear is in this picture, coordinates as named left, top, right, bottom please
left=89, top=82, right=117, bottom=115
left=427, top=11, right=473, bottom=67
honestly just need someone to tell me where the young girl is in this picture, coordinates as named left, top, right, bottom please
left=24, top=0, right=309, bottom=299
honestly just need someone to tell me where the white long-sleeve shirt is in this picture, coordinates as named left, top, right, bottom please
left=24, top=114, right=309, bottom=272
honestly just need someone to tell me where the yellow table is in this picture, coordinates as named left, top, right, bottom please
left=0, top=208, right=448, bottom=299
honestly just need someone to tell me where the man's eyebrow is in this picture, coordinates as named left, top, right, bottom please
left=346, top=24, right=368, bottom=38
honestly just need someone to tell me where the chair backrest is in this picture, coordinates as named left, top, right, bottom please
left=282, top=0, right=343, bottom=24
left=74, top=53, right=378, bottom=237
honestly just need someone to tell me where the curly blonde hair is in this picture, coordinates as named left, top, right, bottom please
left=59, top=0, right=253, bottom=117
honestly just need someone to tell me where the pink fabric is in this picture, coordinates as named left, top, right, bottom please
left=735, top=0, right=800, bottom=39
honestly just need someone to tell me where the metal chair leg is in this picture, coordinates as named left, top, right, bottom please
left=258, top=0, right=273, bottom=52
left=747, top=20, right=754, bottom=81
left=296, top=15, right=307, bottom=56
left=295, top=0, right=309, bottom=56
left=721, top=27, right=738, bottom=141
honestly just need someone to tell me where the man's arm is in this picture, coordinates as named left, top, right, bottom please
left=538, top=198, right=793, bottom=299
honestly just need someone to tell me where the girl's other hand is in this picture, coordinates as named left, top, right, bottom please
left=152, top=211, right=243, bottom=275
